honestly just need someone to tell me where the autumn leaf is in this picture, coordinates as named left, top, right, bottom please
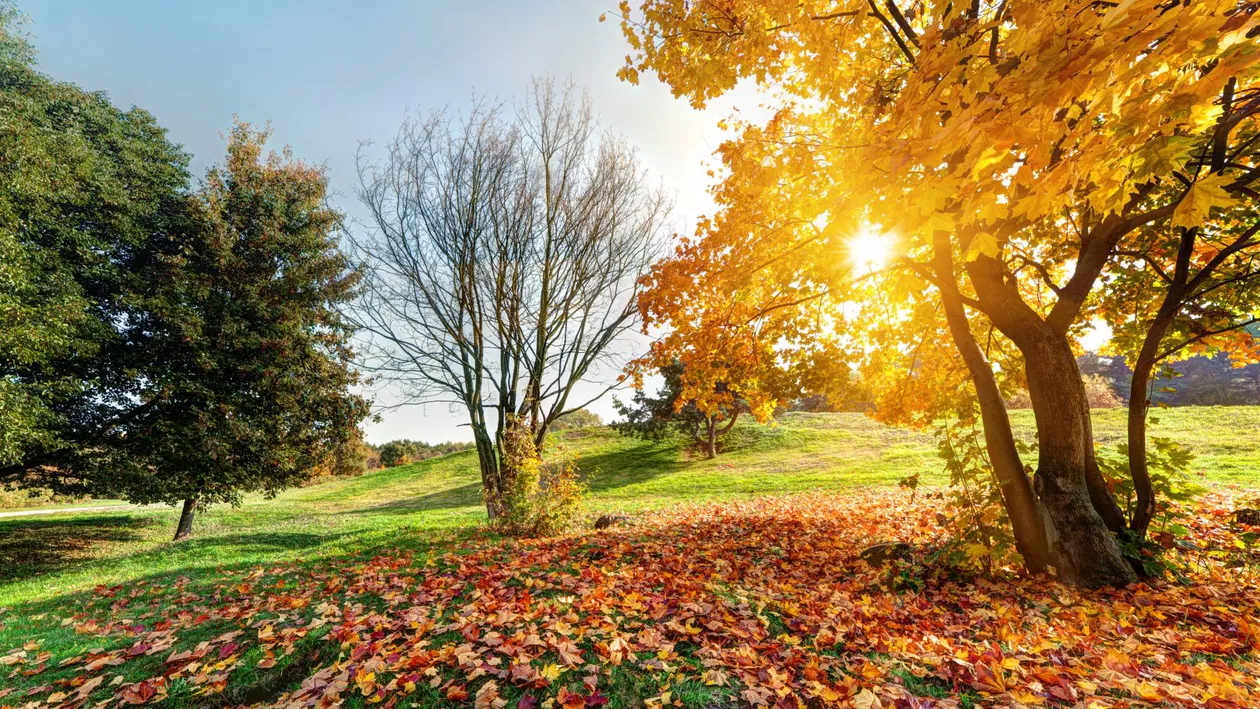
left=1171, top=174, right=1237, bottom=230
left=963, top=231, right=1000, bottom=262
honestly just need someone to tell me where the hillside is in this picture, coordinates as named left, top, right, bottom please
left=2, top=408, right=1257, bottom=606
left=1, top=408, right=1258, bottom=708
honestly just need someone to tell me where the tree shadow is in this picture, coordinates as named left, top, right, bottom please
left=170, top=530, right=350, bottom=555
left=0, top=514, right=156, bottom=582
left=576, top=440, right=690, bottom=493
left=350, top=482, right=484, bottom=515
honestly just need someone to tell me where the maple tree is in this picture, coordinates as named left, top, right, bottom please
left=614, top=0, right=1260, bottom=587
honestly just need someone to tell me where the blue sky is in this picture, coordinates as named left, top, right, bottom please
left=21, top=0, right=756, bottom=444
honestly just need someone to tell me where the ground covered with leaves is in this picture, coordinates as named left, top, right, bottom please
left=2, top=489, right=1257, bottom=709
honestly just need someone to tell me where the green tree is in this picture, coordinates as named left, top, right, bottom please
left=549, top=408, right=603, bottom=431
left=114, top=123, right=369, bottom=539
left=0, top=5, right=190, bottom=486
left=613, top=362, right=746, bottom=459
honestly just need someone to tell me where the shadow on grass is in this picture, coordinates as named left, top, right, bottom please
left=0, top=514, right=157, bottom=581
left=577, top=439, right=690, bottom=493
left=171, top=530, right=349, bottom=555
left=350, top=482, right=484, bottom=515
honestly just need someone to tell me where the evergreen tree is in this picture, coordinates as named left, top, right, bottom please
left=114, top=124, right=369, bottom=539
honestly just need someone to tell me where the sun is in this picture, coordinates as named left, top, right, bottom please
left=846, top=227, right=894, bottom=273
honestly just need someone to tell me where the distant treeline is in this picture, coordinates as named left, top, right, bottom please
left=1080, top=352, right=1260, bottom=407
left=370, top=440, right=476, bottom=469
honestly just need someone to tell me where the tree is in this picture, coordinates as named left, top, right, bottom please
left=549, top=408, right=603, bottom=431
left=1102, top=192, right=1260, bottom=539
left=349, top=78, right=668, bottom=519
left=614, top=361, right=749, bottom=458
left=0, top=5, right=190, bottom=490
left=112, top=123, right=369, bottom=539
left=616, top=0, right=1260, bottom=586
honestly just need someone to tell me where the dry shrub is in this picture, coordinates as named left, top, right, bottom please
left=495, top=419, right=585, bottom=538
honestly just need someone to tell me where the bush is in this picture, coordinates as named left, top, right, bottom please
left=549, top=408, right=602, bottom=431
left=1083, top=373, right=1122, bottom=408
left=495, top=419, right=585, bottom=538
left=378, top=439, right=474, bottom=468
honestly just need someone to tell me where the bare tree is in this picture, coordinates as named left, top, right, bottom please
left=348, top=78, right=669, bottom=518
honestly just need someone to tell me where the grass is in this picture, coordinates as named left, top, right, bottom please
left=2, top=407, right=1258, bottom=607
left=0, top=407, right=1257, bottom=707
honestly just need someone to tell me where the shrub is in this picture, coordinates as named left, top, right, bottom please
left=549, top=408, right=603, bottom=431
left=378, top=439, right=474, bottom=467
left=1083, top=373, right=1122, bottom=408
left=495, top=419, right=585, bottom=538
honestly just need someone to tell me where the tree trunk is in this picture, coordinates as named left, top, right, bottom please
left=474, top=433, right=502, bottom=520
left=961, top=249, right=1135, bottom=587
left=1127, top=308, right=1178, bottom=539
left=173, top=497, right=197, bottom=540
left=702, top=417, right=718, bottom=459
left=1126, top=228, right=1196, bottom=540
left=1082, top=410, right=1128, bottom=534
left=932, top=235, right=1054, bottom=573
left=1024, top=334, right=1137, bottom=588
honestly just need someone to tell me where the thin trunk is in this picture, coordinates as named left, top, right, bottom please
left=932, top=234, right=1054, bottom=573
left=706, top=417, right=718, bottom=459
left=173, top=497, right=197, bottom=540
left=1128, top=227, right=1196, bottom=539
left=1024, top=334, right=1137, bottom=588
left=1128, top=307, right=1179, bottom=538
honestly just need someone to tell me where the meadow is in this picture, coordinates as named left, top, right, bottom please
left=1, top=408, right=1257, bottom=708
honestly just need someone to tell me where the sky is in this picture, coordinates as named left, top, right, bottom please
left=20, top=0, right=760, bottom=445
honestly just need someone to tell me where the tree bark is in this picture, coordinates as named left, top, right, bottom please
left=963, top=250, right=1135, bottom=587
left=1023, top=333, right=1137, bottom=587
left=706, top=418, right=718, bottom=459
left=173, top=497, right=197, bottom=540
left=932, top=235, right=1054, bottom=573
left=1082, top=412, right=1128, bottom=534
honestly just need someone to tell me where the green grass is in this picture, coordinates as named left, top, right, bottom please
left=0, top=407, right=1257, bottom=708
left=2, top=407, right=1257, bottom=608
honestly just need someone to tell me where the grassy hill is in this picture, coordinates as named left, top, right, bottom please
left=0, top=408, right=1257, bottom=709
left=2, top=407, right=1257, bottom=607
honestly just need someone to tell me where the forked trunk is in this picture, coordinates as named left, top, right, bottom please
left=1082, top=409, right=1128, bottom=535
left=1024, top=335, right=1137, bottom=588
left=932, top=235, right=1053, bottom=573
left=705, top=419, right=718, bottom=459
left=174, top=497, right=197, bottom=540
